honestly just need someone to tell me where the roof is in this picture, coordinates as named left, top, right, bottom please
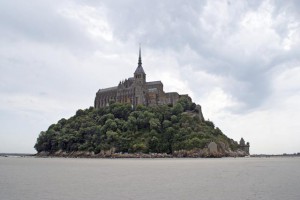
left=146, top=81, right=163, bottom=86
left=97, top=86, right=118, bottom=93
left=134, top=66, right=145, bottom=74
left=165, top=92, right=179, bottom=96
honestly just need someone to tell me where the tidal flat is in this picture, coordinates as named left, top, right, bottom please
left=0, top=157, right=299, bottom=200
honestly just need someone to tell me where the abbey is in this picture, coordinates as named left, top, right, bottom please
left=94, top=48, right=190, bottom=108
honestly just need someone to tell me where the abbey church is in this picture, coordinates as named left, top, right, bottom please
left=94, top=48, right=190, bottom=108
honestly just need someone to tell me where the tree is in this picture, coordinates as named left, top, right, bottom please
left=148, top=136, right=159, bottom=153
left=172, top=103, right=184, bottom=115
left=34, top=101, right=236, bottom=156
left=177, top=96, right=192, bottom=111
left=149, top=118, right=160, bottom=131
left=205, top=120, right=215, bottom=129
left=132, top=142, right=147, bottom=153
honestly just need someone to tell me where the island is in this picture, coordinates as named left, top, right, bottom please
left=34, top=47, right=250, bottom=158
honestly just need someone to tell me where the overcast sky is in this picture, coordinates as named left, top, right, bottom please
left=0, top=0, right=299, bottom=154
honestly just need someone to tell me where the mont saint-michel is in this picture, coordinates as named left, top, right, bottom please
left=35, top=48, right=249, bottom=158
left=95, top=47, right=192, bottom=109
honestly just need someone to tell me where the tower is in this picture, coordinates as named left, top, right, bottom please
left=134, top=46, right=146, bottom=106
left=239, top=137, right=250, bottom=155
left=134, top=45, right=146, bottom=83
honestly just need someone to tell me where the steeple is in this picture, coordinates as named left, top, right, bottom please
left=134, top=44, right=145, bottom=75
left=138, top=44, right=142, bottom=67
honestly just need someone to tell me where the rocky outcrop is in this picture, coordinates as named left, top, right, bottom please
left=36, top=151, right=173, bottom=158
left=195, top=104, right=204, bottom=121
left=36, top=146, right=249, bottom=158
left=208, top=142, right=218, bottom=154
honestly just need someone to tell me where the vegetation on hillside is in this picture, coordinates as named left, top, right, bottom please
left=34, top=97, right=238, bottom=154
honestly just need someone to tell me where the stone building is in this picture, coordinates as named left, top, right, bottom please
left=94, top=47, right=190, bottom=108
left=239, top=138, right=250, bottom=155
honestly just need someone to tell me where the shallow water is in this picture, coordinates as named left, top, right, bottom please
left=0, top=157, right=299, bottom=200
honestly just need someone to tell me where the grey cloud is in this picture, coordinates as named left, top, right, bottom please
left=2, top=0, right=298, bottom=113
left=92, top=0, right=300, bottom=113
left=0, top=0, right=98, bottom=53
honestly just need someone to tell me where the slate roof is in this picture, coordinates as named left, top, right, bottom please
left=97, top=86, right=118, bottom=93
left=146, top=81, right=162, bottom=86
left=134, top=66, right=145, bottom=74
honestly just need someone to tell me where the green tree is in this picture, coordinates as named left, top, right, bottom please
left=172, top=103, right=184, bottom=115
left=34, top=100, right=237, bottom=156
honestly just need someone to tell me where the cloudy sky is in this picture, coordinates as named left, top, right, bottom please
left=0, top=0, right=299, bottom=154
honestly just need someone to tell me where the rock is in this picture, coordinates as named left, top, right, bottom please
left=38, top=151, right=50, bottom=156
left=218, top=142, right=226, bottom=153
left=195, top=104, right=204, bottom=121
left=208, top=142, right=218, bottom=154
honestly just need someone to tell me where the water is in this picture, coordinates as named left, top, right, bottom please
left=1, top=157, right=299, bottom=200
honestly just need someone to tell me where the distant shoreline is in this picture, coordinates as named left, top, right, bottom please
left=0, top=153, right=34, bottom=157
left=251, top=153, right=300, bottom=158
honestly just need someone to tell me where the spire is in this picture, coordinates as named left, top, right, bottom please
left=134, top=44, right=145, bottom=75
left=138, top=43, right=142, bottom=67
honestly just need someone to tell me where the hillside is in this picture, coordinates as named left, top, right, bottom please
left=34, top=97, right=245, bottom=158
